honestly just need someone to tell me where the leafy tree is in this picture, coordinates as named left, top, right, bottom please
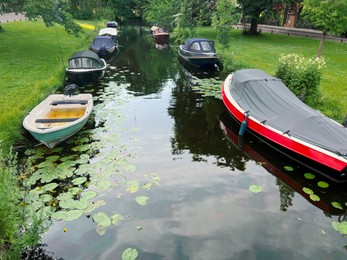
left=212, top=0, right=239, bottom=51
left=0, top=0, right=81, bottom=34
left=143, top=0, right=177, bottom=30
left=237, top=0, right=274, bottom=34
left=301, top=0, right=347, bottom=57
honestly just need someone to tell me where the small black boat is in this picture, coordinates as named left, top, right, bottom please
left=178, top=38, right=220, bottom=68
left=106, top=21, right=118, bottom=28
left=90, top=35, right=118, bottom=59
left=65, top=50, right=108, bottom=85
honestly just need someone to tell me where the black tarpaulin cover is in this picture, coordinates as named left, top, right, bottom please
left=228, top=69, right=347, bottom=156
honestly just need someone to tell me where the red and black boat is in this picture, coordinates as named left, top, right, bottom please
left=221, top=69, right=347, bottom=182
left=151, top=25, right=169, bottom=44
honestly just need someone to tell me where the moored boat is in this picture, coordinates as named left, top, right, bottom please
left=90, top=35, right=118, bottom=59
left=221, top=69, right=347, bottom=182
left=98, top=27, right=118, bottom=43
left=219, top=111, right=347, bottom=214
left=106, top=21, right=118, bottom=28
left=65, top=50, right=108, bottom=85
left=178, top=38, right=220, bottom=68
left=23, top=85, right=93, bottom=148
left=151, top=25, right=169, bottom=44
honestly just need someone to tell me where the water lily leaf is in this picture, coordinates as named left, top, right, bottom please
left=142, top=183, right=152, bottom=190
left=84, top=200, right=106, bottom=214
left=122, top=248, right=138, bottom=260
left=126, top=180, right=140, bottom=188
left=331, top=202, right=343, bottom=210
left=51, top=147, right=63, bottom=153
left=60, top=155, right=77, bottom=162
left=37, top=161, right=55, bottom=169
left=57, top=160, right=77, bottom=170
left=127, top=186, right=139, bottom=193
left=74, top=198, right=91, bottom=210
left=283, top=166, right=294, bottom=171
left=95, top=180, right=113, bottom=190
left=309, top=194, right=320, bottom=201
left=46, top=155, right=60, bottom=163
left=72, top=177, right=87, bottom=185
left=57, top=192, right=74, bottom=201
left=40, top=194, right=53, bottom=203
left=59, top=199, right=75, bottom=209
left=249, top=185, right=262, bottom=193
left=93, top=212, right=111, bottom=227
left=72, top=144, right=91, bottom=152
left=68, top=187, right=81, bottom=195
left=24, top=148, right=36, bottom=156
left=96, top=224, right=107, bottom=236
left=332, top=221, right=347, bottom=235
left=304, top=173, right=315, bottom=179
left=82, top=191, right=98, bottom=200
left=52, top=210, right=67, bottom=220
left=62, top=210, right=84, bottom=221
left=111, top=214, right=124, bottom=225
left=317, top=181, right=329, bottom=188
left=302, top=187, right=314, bottom=195
left=42, top=183, right=59, bottom=192
left=75, top=137, right=90, bottom=145
left=136, top=196, right=149, bottom=205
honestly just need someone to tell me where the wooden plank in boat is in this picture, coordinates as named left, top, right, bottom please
left=35, top=118, right=80, bottom=123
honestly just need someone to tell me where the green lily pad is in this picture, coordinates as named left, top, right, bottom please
left=42, top=183, right=58, bottom=192
left=309, top=194, right=320, bottom=201
left=122, top=248, right=138, bottom=260
left=249, top=185, right=262, bottom=193
left=46, top=155, right=60, bottom=163
left=332, top=221, right=347, bottom=235
left=136, top=196, right=149, bottom=205
left=304, top=173, right=315, bottom=179
left=331, top=202, right=343, bottom=210
left=302, top=187, right=314, bottom=195
left=63, top=210, right=84, bottom=221
left=111, top=214, right=124, bottom=225
left=283, top=166, right=294, bottom=171
left=82, top=191, right=98, bottom=200
left=93, top=212, right=111, bottom=227
left=72, top=177, right=87, bottom=185
left=317, top=181, right=329, bottom=188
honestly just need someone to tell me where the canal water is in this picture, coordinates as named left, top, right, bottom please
left=22, top=25, right=347, bottom=259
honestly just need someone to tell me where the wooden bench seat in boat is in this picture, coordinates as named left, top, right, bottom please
left=35, top=118, right=80, bottom=123
left=50, top=100, right=88, bottom=106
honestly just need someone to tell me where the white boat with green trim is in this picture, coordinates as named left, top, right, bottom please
left=23, top=86, right=93, bottom=148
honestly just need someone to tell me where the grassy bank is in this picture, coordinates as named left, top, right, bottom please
left=0, top=20, right=98, bottom=151
left=192, top=27, right=347, bottom=121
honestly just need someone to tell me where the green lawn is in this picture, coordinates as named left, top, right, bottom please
left=194, top=27, right=347, bottom=120
left=0, top=22, right=346, bottom=151
left=0, top=20, right=98, bottom=150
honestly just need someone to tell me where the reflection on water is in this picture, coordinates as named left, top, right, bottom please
left=19, top=25, right=347, bottom=259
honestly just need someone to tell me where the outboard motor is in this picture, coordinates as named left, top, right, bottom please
left=64, top=84, right=79, bottom=97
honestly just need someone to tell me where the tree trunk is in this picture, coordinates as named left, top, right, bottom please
left=317, top=31, right=326, bottom=58
left=249, top=17, right=258, bottom=35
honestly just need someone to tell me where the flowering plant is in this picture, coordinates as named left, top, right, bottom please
left=275, top=53, right=326, bottom=100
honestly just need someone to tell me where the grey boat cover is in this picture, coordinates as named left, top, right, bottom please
left=228, top=69, right=347, bottom=157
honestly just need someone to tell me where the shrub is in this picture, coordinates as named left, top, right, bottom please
left=275, top=53, right=326, bottom=100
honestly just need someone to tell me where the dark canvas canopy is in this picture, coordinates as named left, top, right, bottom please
left=91, top=36, right=115, bottom=50
left=229, top=69, right=347, bottom=156
left=182, top=38, right=216, bottom=53
left=68, top=50, right=103, bottom=69
left=69, top=50, right=101, bottom=62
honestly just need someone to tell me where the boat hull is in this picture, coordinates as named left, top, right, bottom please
left=178, top=47, right=219, bottom=67
left=23, top=94, right=93, bottom=148
left=65, top=58, right=108, bottom=85
left=221, top=72, right=347, bottom=182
